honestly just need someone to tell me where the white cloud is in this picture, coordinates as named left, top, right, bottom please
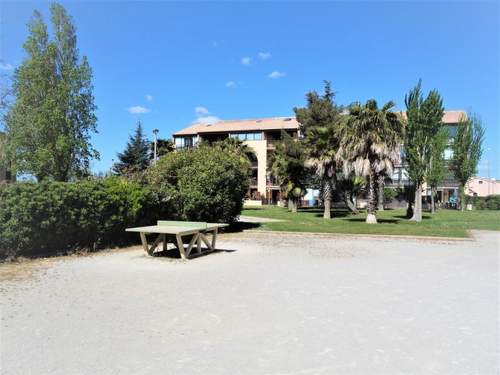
left=0, top=62, right=13, bottom=70
left=241, top=57, right=251, bottom=66
left=225, top=81, right=237, bottom=88
left=195, top=106, right=209, bottom=115
left=258, top=52, right=271, bottom=60
left=268, top=71, right=286, bottom=79
left=193, top=115, right=220, bottom=125
left=145, top=94, right=153, bottom=101
left=127, top=106, right=150, bottom=114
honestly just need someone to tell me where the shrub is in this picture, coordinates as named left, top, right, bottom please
left=147, top=143, right=250, bottom=223
left=470, top=194, right=500, bottom=210
left=0, top=177, right=153, bottom=259
left=383, top=187, right=397, bottom=204
left=485, top=195, right=500, bottom=210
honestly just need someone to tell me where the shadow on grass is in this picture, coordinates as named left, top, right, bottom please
left=346, top=217, right=400, bottom=224
left=225, top=222, right=261, bottom=233
left=394, top=215, right=431, bottom=220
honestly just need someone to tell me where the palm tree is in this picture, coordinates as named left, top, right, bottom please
left=295, top=81, right=342, bottom=219
left=337, top=100, right=403, bottom=224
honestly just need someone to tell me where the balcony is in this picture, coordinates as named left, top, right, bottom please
left=266, top=175, right=279, bottom=187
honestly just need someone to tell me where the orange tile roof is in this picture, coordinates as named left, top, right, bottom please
left=173, top=111, right=466, bottom=136
left=398, top=110, right=466, bottom=124
left=173, top=117, right=300, bottom=136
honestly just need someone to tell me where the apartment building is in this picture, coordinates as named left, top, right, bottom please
left=173, top=111, right=466, bottom=205
left=173, top=117, right=299, bottom=203
left=389, top=110, right=466, bottom=204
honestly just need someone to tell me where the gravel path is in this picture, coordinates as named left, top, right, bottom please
left=1, top=231, right=498, bottom=374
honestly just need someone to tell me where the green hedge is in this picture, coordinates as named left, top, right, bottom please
left=469, top=195, right=500, bottom=210
left=0, top=144, right=250, bottom=259
left=147, top=143, right=250, bottom=223
left=0, top=177, right=162, bottom=259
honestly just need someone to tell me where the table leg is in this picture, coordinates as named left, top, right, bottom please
left=139, top=232, right=149, bottom=254
left=176, top=234, right=187, bottom=260
left=199, top=232, right=214, bottom=252
left=211, top=228, right=218, bottom=249
left=196, top=233, right=202, bottom=254
left=186, top=233, right=198, bottom=257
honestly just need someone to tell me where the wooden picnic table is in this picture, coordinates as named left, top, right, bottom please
left=126, top=221, right=228, bottom=260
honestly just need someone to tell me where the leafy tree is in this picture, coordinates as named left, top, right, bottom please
left=338, top=100, right=403, bottom=224
left=113, top=122, right=150, bottom=176
left=294, top=81, right=342, bottom=218
left=5, top=4, right=98, bottom=181
left=427, top=127, right=449, bottom=213
left=404, top=80, right=444, bottom=221
left=270, top=131, right=309, bottom=213
left=147, top=142, right=250, bottom=223
left=151, top=139, right=174, bottom=160
left=450, top=113, right=484, bottom=211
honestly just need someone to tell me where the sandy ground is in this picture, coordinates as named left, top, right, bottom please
left=1, top=231, right=499, bottom=375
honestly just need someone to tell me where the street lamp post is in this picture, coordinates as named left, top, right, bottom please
left=153, top=129, right=159, bottom=164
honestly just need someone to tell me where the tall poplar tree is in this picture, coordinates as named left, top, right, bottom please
left=450, top=113, right=484, bottom=211
left=404, top=80, right=444, bottom=222
left=427, top=127, right=448, bottom=213
left=6, top=4, right=98, bottom=181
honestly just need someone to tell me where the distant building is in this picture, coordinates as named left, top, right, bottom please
left=389, top=110, right=466, bottom=205
left=172, top=111, right=466, bottom=205
left=466, top=177, right=500, bottom=197
left=173, top=117, right=299, bottom=203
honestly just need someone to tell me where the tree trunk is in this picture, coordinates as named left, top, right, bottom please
left=323, top=178, right=332, bottom=219
left=292, top=198, right=298, bottom=213
left=344, top=190, right=359, bottom=214
left=430, top=187, right=436, bottom=214
left=459, top=185, right=465, bottom=211
left=288, top=197, right=293, bottom=212
left=410, top=184, right=422, bottom=222
left=377, top=174, right=385, bottom=211
left=366, top=170, right=377, bottom=224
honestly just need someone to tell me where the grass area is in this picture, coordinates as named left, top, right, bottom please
left=241, top=206, right=500, bottom=238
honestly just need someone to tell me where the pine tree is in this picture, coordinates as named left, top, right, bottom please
left=113, top=122, right=151, bottom=176
left=6, top=4, right=98, bottom=181
left=270, top=131, right=309, bottom=213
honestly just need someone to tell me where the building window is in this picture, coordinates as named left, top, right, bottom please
left=478, top=180, right=483, bottom=184
left=174, top=136, right=196, bottom=148
left=229, top=132, right=262, bottom=141
left=444, top=148, right=453, bottom=160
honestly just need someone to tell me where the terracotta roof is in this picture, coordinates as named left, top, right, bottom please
left=173, top=111, right=466, bottom=136
left=173, top=117, right=300, bottom=136
left=398, top=110, right=466, bottom=124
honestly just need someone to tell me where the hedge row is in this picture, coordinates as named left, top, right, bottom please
left=469, top=195, right=500, bottom=210
left=0, top=144, right=250, bottom=259
left=0, top=178, right=164, bottom=259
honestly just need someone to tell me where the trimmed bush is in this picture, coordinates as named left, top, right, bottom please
left=147, top=143, right=250, bottom=223
left=470, top=194, right=500, bottom=210
left=0, top=177, right=156, bottom=259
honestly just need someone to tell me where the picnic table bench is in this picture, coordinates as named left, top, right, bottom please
left=126, top=220, right=228, bottom=260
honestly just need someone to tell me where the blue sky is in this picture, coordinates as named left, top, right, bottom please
left=2, top=1, right=499, bottom=178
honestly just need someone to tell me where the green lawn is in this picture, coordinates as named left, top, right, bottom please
left=240, top=206, right=500, bottom=238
